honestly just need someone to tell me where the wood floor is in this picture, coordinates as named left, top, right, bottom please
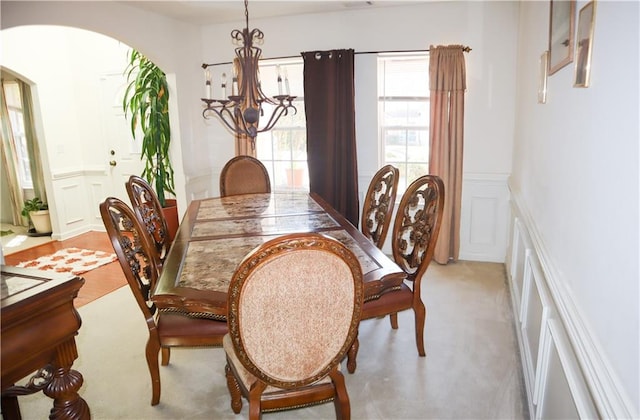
left=4, top=231, right=126, bottom=308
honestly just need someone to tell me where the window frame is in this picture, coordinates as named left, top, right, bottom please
left=255, top=57, right=309, bottom=192
left=377, top=53, right=430, bottom=193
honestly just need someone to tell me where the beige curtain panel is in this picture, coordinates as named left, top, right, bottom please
left=20, top=81, right=48, bottom=202
left=0, top=80, right=26, bottom=226
left=428, top=45, right=467, bottom=264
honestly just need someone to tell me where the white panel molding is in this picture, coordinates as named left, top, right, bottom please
left=186, top=171, right=217, bottom=201
left=509, top=183, right=635, bottom=419
left=520, top=252, right=546, bottom=401
left=534, top=320, right=581, bottom=419
left=60, top=183, right=85, bottom=225
left=90, top=181, right=107, bottom=222
left=459, top=173, right=510, bottom=262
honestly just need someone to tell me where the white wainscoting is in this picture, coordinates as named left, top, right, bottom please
left=507, top=187, right=629, bottom=419
left=50, top=167, right=110, bottom=239
left=359, top=172, right=510, bottom=261
left=459, top=173, right=510, bottom=262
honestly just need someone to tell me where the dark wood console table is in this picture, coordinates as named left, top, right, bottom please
left=1, top=265, right=90, bottom=419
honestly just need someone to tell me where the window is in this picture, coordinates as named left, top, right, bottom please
left=256, top=59, right=309, bottom=191
left=378, top=54, right=429, bottom=192
left=2, top=81, right=33, bottom=189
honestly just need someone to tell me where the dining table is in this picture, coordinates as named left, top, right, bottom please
left=152, top=191, right=406, bottom=369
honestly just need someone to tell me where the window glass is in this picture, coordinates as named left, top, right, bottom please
left=378, top=54, right=429, bottom=192
left=2, top=81, right=33, bottom=189
left=256, top=59, right=309, bottom=191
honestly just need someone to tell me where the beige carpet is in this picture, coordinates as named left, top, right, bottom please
left=15, top=261, right=527, bottom=419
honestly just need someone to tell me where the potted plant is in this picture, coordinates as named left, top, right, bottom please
left=123, top=49, right=178, bottom=237
left=21, top=197, right=52, bottom=234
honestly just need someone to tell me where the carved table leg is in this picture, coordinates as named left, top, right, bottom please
left=43, top=339, right=90, bottom=420
left=346, top=335, right=359, bottom=374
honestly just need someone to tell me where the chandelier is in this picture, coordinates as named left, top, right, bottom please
left=201, top=0, right=296, bottom=143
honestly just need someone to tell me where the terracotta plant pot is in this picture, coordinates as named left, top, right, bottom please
left=162, top=199, right=179, bottom=243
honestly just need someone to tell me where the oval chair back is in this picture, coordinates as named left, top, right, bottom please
left=223, top=233, right=363, bottom=418
left=219, top=155, right=271, bottom=197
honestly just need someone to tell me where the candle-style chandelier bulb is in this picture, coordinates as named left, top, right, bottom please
left=201, top=0, right=296, bottom=146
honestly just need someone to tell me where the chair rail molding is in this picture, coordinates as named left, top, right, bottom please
left=507, top=181, right=635, bottom=419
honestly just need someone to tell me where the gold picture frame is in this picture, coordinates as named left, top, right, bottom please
left=548, top=0, right=576, bottom=75
left=574, top=1, right=596, bottom=87
left=538, top=51, right=549, bottom=103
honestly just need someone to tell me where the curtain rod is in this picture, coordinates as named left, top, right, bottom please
left=202, top=46, right=471, bottom=68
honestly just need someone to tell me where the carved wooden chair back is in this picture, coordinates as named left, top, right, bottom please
left=346, top=174, right=445, bottom=374
left=100, top=197, right=226, bottom=406
left=392, top=174, right=445, bottom=285
left=125, top=175, right=170, bottom=269
left=360, top=164, right=399, bottom=249
left=219, top=155, right=271, bottom=197
left=223, top=233, right=363, bottom=419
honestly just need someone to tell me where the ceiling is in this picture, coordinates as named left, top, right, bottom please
left=121, top=1, right=412, bottom=25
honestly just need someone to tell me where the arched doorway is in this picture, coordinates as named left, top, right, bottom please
left=1, top=25, right=148, bottom=238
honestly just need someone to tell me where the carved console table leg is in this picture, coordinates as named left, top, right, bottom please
left=1, top=394, right=21, bottom=420
left=2, top=366, right=55, bottom=420
left=43, top=339, right=90, bottom=420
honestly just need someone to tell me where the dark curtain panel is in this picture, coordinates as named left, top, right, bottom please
left=302, top=49, right=359, bottom=226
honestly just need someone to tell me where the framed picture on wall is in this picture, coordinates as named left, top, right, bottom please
left=548, top=0, right=576, bottom=75
left=538, top=51, right=549, bottom=103
left=574, top=1, right=596, bottom=87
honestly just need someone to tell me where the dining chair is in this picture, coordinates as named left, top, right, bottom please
left=100, top=197, right=227, bottom=406
left=125, top=175, right=171, bottom=269
left=223, top=233, right=363, bottom=419
left=347, top=174, right=445, bottom=373
left=360, top=164, right=399, bottom=249
left=219, top=155, right=271, bottom=197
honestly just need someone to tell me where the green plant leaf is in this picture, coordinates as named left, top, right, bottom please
left=123, top=49, right=173, bottom=206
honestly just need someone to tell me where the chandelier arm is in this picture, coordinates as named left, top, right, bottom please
left=204, top=106, right=243, bottom=134
left=201, top=0, right=297, bottom=140
left=257, top=103, right=297, bottom=133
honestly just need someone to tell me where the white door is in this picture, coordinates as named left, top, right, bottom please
left=98, top=72, right=144, bottom=205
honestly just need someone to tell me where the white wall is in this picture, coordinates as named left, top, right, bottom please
left=199, top=1, right=519, bottom=260
left=0, top=1, right=202, bottom=236
left=512, top=0, right=639, bottom=417
left=2, top=0, right=518, bottom=260
left=4, top=0, right=637, bottom=415
left=200, top=1, right=518, bottom=176
left=1, top=27, right=133, bottom=237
